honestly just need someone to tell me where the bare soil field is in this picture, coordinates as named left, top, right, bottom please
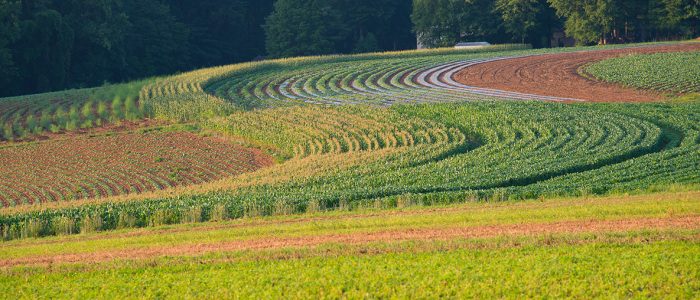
left=454, top=43, right=700, bottom=102
left=0, top=131, right=273, bottom=206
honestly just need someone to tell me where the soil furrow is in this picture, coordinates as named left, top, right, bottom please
left=454, top=44, right=700, bottom=102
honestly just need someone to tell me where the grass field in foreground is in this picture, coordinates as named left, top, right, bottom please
left=1, top=190, right=698, bottom=298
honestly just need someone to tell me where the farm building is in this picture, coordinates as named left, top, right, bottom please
left=454, top=42, right=491, bottom=49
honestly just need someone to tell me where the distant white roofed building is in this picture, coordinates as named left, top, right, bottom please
left=454, top=42, right=491, bottom=49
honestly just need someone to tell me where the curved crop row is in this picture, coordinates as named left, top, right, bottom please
left=0, top=80, right=151, bottom=142
left=1, top=43, right=698, bottom=240
left=1, top=101, right=680, bottom=240
left=0, top=131, right=272, bottom=206
left=205, top=106, right=466, bottom=160
left=138, top=43, right=682, bottom=123
left=204, top=54, right=581, bottom=109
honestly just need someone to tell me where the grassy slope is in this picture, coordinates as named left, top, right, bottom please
left=1, top=190, right=698, bottom=298
left=4, top=241, right=698, bottom=299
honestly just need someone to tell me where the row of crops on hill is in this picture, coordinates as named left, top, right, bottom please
left=4, top=100, right=699, bottom=240
left=0, top=42, right=685, bottom=141
left=139, top=44, right=527, bottom=112
left=0, top=43, right=698, bottom=240
left=0, top=80, right=151, bottom=141
left=140, top=43, right=673, bottom=119
left=585, top=51, right=700, bottom=93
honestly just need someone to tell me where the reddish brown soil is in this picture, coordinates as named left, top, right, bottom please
left=0, top=131, right=274, bottom=206
left=0, top=119, right=167, bottom=145
left=454, top=43, right=700, bottom=102
left=2, top=215, right=697, bottom=267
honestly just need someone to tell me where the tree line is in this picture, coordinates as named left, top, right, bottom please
left=0, top=0, right=275, bottom=97
left=0, top=0, right=414, bottom=97
left=413, top=0, right=699, bottom=48
left=1, top=0, right=697, bottom=97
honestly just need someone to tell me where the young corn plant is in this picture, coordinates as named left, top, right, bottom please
left=25, top=115, right=37, bottom=135
left=53, top=107, right=67, bottom=132
left=66, top=105, right=80, bottom=131
left=81, top=101, right=94, bottom=129
left=124, top=96, right=141, bottom=121
left=111, top=96, right=124, bottom=122
left=97, top=101, right=109, bottom=125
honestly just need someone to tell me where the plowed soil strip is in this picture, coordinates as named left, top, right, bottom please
left=454, top=43, right=700, bottom=102
left=2, top=215, right=697, bottom=267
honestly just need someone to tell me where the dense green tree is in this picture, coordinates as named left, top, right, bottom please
left=168, top=0, right=272, bottom=67
left=353, top=33, right=380, bottom=53
left=413, top=0, right=504, bottom=48
left=56, top=0, right=129, bottom=86
left=265, top=0, right=416, bottom=57
left=123, top=0, right=189, bottom=78
left=379, top=0, right=417, bottom=50
left=412, top=0, right=468, bottom=48
left=524, top=0, right=563, bottom=48
left=547, top=0, right=620, bottom=45
left=496, top=0, right=541, bottom=43
left=0, top=0, right=274, bottom=97
left=335, top=0, right=415, bottom=52
left=655, top=0, right=700, bottom=37
left=14, top=5, right=74, bottom=92
left=0, top=0, right=19, bottom=92
left=265, top=0, right=344, bottom=57
left=549, top=0, right=699, bottom=44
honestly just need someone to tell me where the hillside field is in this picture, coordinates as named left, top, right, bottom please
left=1, top=41, right=699, bottom=298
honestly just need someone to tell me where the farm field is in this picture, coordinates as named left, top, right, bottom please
left=0, top=41, right=699, bottom=297
left=0, top=129, right=273, bottom=205
left=453, top=43, right=700, bottom=102
left=586, top=51, right=700, bottom=93
left=1, top=191, right=698, bottom=298
left=0, top=80, right=151, bottom=142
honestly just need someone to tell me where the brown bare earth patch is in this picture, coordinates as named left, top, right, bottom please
left=454, top=43, right=700, bottom=102
left=0, top=119, right=168, bottom=145
left=0, top=131, right=274, bottom=207
left=2, top=215, right=697, bottom=267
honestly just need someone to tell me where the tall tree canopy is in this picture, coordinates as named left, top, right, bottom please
left=0, top=0, right=273, bottom=97
left=264, top=0, right=344, bottom=57
left=412, top=0, right=558, bottom=48
left=496, top=0, right=543, bottom=43
left=412, top=0, right=501, bottom=48
left=264, top=0, right=415, bottom=58
left=0, top=0, right=19, bottom=93
left=548, top=0, right=699, bottom=44
left=168, top=0, right=273, bottom=67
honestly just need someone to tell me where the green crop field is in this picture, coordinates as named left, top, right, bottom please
left=0, top=41, right=699, bottom=298
left=586, top=51, right=700, bottom=93
left=1, top=191, right=699, bottom=298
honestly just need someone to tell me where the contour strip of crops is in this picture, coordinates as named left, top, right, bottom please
left=1, top=43, right=698, bottom=240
